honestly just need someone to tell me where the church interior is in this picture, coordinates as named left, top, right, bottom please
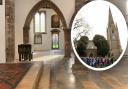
left=0, top=0, right=128, bottom=89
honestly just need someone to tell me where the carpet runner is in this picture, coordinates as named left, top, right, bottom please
left=0, top=63, right=32, bottom=89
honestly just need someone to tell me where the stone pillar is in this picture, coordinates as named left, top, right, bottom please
left=23, top=27, right=30, bottom=43
left=64, top=29, right=71, bottom=58
left=72, top=0, right=92, bottom=70
left=75, top=0, right=91, bottom=12
left=5, top=0, right=15, bottom=62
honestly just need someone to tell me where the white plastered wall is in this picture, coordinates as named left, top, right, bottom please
left=29, top=9, right=64, bottom=51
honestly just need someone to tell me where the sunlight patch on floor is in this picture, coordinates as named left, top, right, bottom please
left=33, top=55, right=64, bottom=62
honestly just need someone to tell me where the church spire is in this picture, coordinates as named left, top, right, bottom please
left=108, top=7, right=115, bottom=26
left=107, top=7, right=122, bottom=58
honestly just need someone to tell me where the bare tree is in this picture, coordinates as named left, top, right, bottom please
left=73, top=16, right=91, bottom=45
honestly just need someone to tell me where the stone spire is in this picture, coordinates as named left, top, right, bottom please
left=108, top=7, right=115, bottom=27
left=107, top=7, right=122, bottom=58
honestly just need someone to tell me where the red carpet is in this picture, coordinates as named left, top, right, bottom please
left=0, top=63, right=32, bottom=89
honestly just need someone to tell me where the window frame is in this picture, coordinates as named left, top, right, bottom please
left=34, top=11, right=47, bottom=34
left=34, top=34, right=42, bottom=44
left=51, top=29, right=60, bottom=49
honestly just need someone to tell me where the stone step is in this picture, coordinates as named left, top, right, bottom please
left=37, top=64, right=51, bottom=89
left=16, top=62, right=43, bottom=89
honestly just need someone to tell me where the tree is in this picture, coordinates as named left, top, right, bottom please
left=76, top=36, right=89, bottom=56
left=72, top=16, right=90, bottom=56
left=80, top=36, right=89, bottom=45
left=93, top=35, right=109, bottom=57
left=73, top=17, right=91, bottom=42
left=76, top=40, right=86, bottom=56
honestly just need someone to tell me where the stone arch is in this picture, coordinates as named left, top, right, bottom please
left=23, top=0, right=71, bottom=57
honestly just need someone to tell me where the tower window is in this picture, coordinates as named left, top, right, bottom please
left=112, top=29, right=116, bottom=40
left=112, top=29, right=114, bottom=33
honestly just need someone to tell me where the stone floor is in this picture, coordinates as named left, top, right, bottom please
left=49, top=56, right=128, bottom=89
left=8, top=51, right=128, bottom=89
left=15, top=50, right=64, bottom=62
left=33, top=50, right=64, bottom=63
left=33, top=50, right=64, bottom=58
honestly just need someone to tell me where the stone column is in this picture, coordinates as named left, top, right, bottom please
left=75, top=0, right=91, bottom=12
left=64, top=29, right=71, bottom=58
left=23, top=27, right=30, bottom=43
left=5, top=0, right=15, bottom=62
left=72, top=0, right=92, bottom=70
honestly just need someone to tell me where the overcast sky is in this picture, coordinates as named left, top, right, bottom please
left=71, top=0, right=128, bottom=51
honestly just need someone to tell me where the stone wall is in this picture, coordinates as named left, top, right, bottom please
left=5, top=0, right=15, bottom=62
left=75, top=0, right=91, bottom=12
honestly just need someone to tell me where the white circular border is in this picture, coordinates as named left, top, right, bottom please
left=71, top=0, right=128, bottom=71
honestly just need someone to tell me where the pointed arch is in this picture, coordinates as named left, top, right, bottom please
left=23, top=0, right=71, bottom=57
left=24, top=0, right=67, bottom=30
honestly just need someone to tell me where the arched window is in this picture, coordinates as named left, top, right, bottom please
left=51, top=29, right=60, bottom=49
left=34, top=12, right=46, bottom=33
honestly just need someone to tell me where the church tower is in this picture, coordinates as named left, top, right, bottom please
left=107, top=7, right=122, bottom=58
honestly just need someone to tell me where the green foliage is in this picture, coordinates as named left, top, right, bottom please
left=76, top=36, right=89, bottom=56
left=76, top=40, right=86, bottom=56
left=93, top=35, right=109, bottom=57
left=80, top=36, right=89, bottom=45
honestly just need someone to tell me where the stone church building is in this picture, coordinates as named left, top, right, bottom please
left=107, top=7, right=122, bottom=58
left=86, top=7, right=122, bottom=58
left=86, top=41, right=97, bottom=57
left=0, top=0, right=127, bottom=89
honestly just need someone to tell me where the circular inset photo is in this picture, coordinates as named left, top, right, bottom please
left=71, top=1, right=128, bottom=71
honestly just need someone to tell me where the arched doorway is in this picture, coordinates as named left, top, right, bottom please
left=23, top=0, right=71, bottom=57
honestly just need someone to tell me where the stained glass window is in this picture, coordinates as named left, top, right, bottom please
left=52, top=33, right=59, bottom=49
